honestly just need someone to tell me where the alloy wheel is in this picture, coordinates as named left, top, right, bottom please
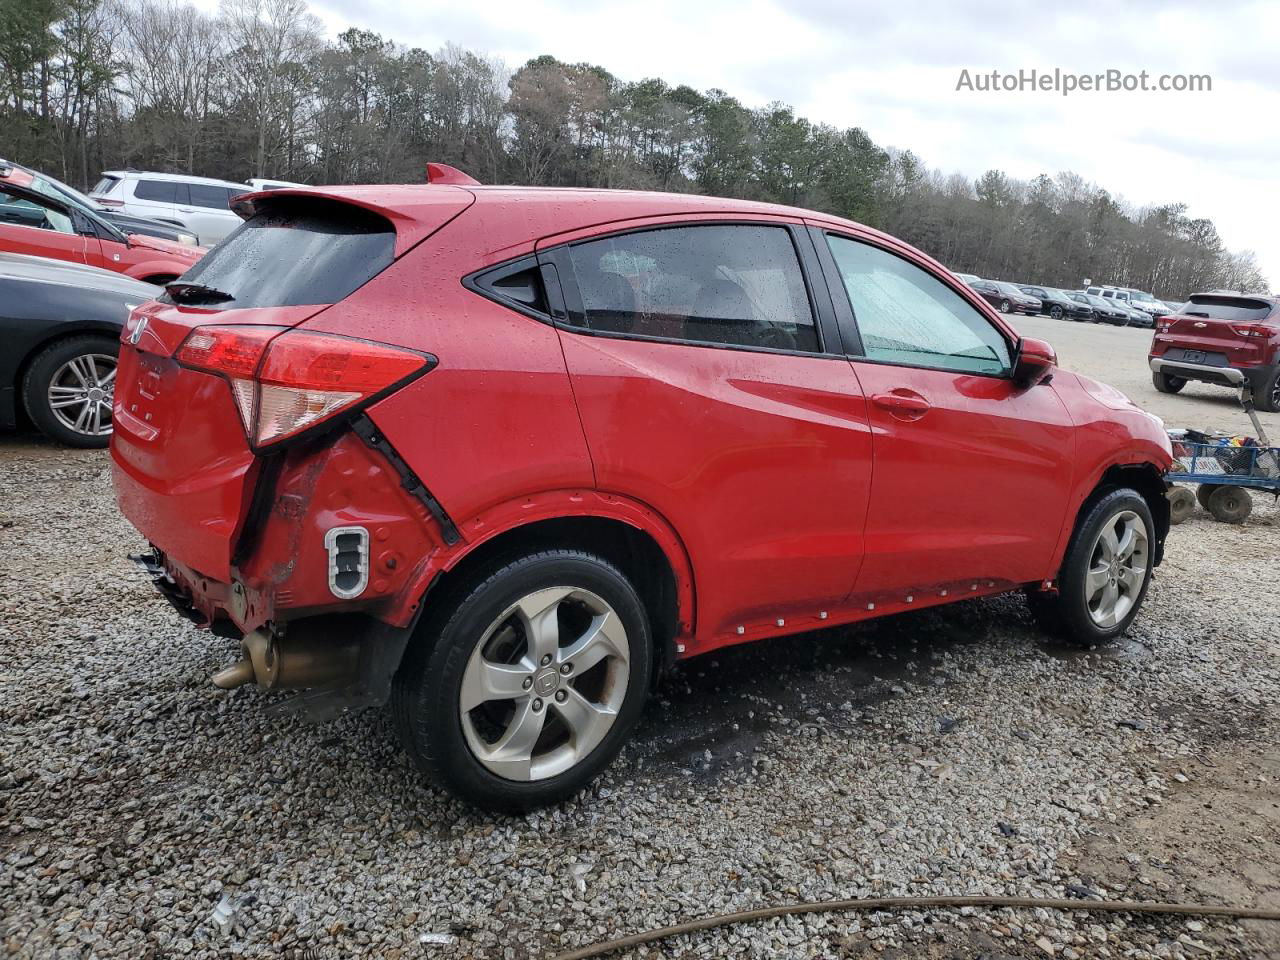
left=459, top=586, right=630, bottom=781
left=47, top=353, right=116, bottom=438
left=1085, top=509, right=1149, bottom=628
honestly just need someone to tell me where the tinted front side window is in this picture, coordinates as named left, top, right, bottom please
left=188, top=184, right=232, bottom=209
left=826, top=235, right=1011, bottom=375
left=565, top=224, right=819, bottom=353
left=135, top=180, right=178, bottom=202
left=164, top=199, right=394, bottom=309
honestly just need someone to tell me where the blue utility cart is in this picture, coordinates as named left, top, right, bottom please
left=1165, top=383, right=1280, bottom=524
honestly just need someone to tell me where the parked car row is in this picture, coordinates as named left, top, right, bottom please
left=951, top=270, right=1177, bottom=328
left=0, top=160, right=309, bottom=446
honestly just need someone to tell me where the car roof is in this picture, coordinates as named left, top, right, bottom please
left=240, top=183, right=918, bottom=262
left=0, top=251, right=157, bottom=296
left=101, top=170, right=248, bottom=190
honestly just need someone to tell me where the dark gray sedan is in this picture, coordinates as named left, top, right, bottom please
left=1, top=252, right=156, bottom=447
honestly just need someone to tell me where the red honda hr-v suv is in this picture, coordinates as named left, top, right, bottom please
left=111, top=172, right=1173, bottom=810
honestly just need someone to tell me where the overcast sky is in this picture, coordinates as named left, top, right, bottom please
left=283, top=0, right=1280, bottom=287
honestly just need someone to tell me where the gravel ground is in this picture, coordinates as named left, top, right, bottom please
left=3, top=353, right=1280, bottom=959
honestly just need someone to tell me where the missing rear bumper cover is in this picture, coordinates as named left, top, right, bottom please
left=351, top=414, right=460, bottom=545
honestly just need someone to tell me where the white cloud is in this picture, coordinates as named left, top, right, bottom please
left=303, top=0, right=1278, bottom=288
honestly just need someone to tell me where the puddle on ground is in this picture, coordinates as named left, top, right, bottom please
left=627, top=597, right=1013, bottom=782
left=1037, top=636, right=1151, bottom=663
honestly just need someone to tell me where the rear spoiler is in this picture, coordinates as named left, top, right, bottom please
left=425, top=163, right=480, bottom=186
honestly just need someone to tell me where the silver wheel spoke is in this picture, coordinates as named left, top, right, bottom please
left=1115, top=521, right=1137, bottom=561
left=73, top=402, right=92, bottom=432
left=476, top=700, right=547, bottom=781
left=559, top=611, right=628, bottom=674
left=1098, top=524, right=1119, bottom=560
left=99, top=366, right=117, bottom=386
left=68, top=357, right=92, bottom=388
left=459, top=585, right=631, bottom=783
left=553, top=686, right=616, bottom=753
left=459, top=658, right=531, bottom=712
left=50, top=395, right=87, bottom=410
left=1085, top=565, right=1109, bottom=599
left=515, top=587, right=571, bottom=664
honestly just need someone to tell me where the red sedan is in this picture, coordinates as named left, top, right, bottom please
left=111, top=172, right=1173, bottom=811
left=0, top=163, right=204, bottom=283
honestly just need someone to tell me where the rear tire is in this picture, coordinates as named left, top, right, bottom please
left=1252, top=367, right=1280, bottom=413
left=1152, top=371, right=1186, bottom=394
left=21, top=335, right=119, bottom=448
left=392, top=549, right=652, bottom=812
left=1207, top=485, right=1252, bottom=524
left=1027, top=488, right=1155, bottom=646
left=1166, top=485, right=1196, bottom=525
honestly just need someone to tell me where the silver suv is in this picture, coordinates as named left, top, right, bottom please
left=89, top=171, right=248, bottom=245
left=1085, top=285, right=1170, bottom=320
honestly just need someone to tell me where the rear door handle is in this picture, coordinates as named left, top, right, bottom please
left=871, top=391, right=931, bottom=420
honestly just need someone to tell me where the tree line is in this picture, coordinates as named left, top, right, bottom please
left=1, top=0, right=1268, bottom=298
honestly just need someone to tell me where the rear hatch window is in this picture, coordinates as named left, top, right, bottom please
left=90, top=175, right=119, bottom=195
left=1179, top=295, right=1274, bottom=323
left=163, top=198, right=395, bottom=309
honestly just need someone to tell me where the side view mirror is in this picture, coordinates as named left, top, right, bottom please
left=1014, top=337, right=1057, bottom=387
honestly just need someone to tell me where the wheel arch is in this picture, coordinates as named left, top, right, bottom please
left=415, top=494, right=696, bottom=684
left=1065, top=462, right=1170, bottom=569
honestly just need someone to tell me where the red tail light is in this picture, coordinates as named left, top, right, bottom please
left=95, top=198, right=124, bottom=207
left=1229, top=323, right=1272, bottom=339
left=175, top=325, right=432, bottom=447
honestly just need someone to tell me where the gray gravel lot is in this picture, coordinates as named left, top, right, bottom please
left=2, top=324, right=1279, bottom=960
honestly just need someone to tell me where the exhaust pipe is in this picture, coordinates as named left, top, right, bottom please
left=211, top=627, right=360, bottom=691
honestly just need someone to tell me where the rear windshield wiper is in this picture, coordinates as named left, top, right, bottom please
left=166, top=281, right=235, bottom=304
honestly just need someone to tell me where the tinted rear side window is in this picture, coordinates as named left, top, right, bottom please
left=166, top=199, right=395, bottom=309
left=565, top=224, right=819, bottom=353
left=188, top=183, right=232, bottom=209
left=1182, top=296, right=1275, bottom=322
left=91, top=175, right=120, bottom=196
left=135, top=179, right=178, bottom=202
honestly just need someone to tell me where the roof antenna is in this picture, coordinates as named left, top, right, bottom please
left=425, top=163, right=480, bottom=186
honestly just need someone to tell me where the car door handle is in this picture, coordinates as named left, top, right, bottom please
left=871, top=391, right=931, bottom=420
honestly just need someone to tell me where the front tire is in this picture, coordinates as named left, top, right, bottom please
left=1049, top=305, right=1064, bottom=320
left=999, top=299, right=1011, bottom=313
left=22, top=335, right=119, bottom=448
left=1152, top=371, right=1186, bottom=394
left=1027, top=489, right=1155, bottom=646
left=392, top=549, right=653, bottom=812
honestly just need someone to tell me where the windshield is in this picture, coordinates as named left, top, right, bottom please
left=165, top=198, right=395, bottom=309
left=23, top=172, right=120, bottom=240
left=1130, top=290, right=1158, bottom=304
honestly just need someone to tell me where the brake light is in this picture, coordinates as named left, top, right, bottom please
left=175, top=325, right=431, bottom=447
left=95, top=197, right=124, bottom=207
left=1156, top=319, right=1173, bottom=332
left=1229, top=323, right=1272, bottom=339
